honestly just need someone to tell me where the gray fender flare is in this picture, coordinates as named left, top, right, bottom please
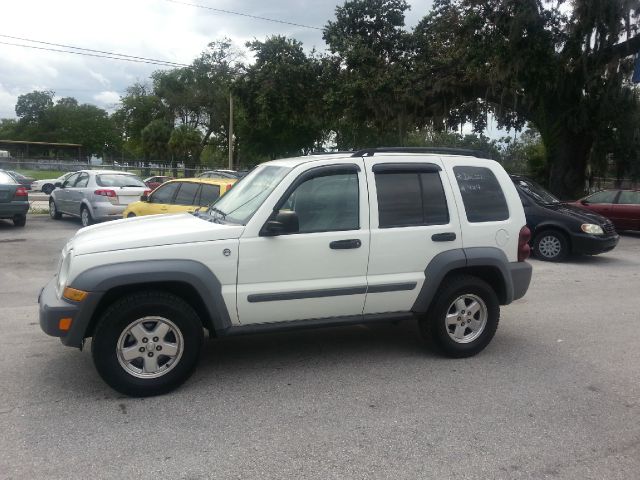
left=71, top=259, right=231, bottom=334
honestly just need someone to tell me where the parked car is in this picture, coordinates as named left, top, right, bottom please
left=5, top=170, right=36, bottom=190
left=570, top=189, right=640, bottom=231
left=511, top=175, right=619, bottom=261
left=39, top=147, right=532, bottom=396
left=49, top=170, right=148, bottom=227
left=198, top=169, right=242, bottom=179
left=123, top=177, right=236, bottom=218
left=143, top=175, right=173, bottom=191
left=32, top=172, right=75, bottom=195
left=0, top=170, right=29, bottom=226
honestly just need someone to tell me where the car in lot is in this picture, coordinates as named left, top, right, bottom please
left=39, top=147, right=532, bottom=396
left=570, top=189, right=640, bottom=231
left=0, top=170, right=29, bottom=226
left=123, top=177, right=236, bottom=218
left=4, top=170, right=36, bottom=190
left=32, top=172, right=75, bottom=195
left=511, top=175, right=619, bottom=261
left=49, top=170, right=147, bottom=227
left=198, top=169, right=242, bottom=179
left=143, top=175, right=173, bottom=191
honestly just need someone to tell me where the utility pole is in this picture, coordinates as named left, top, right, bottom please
left=228, top=95, right=234, bottom=170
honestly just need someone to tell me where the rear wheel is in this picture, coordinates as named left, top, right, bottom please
left=533, top=230, right=569, bottom=262
left=13, top=214, right=26, bottom=227
left=49, top=199, right=62, bottom=220
left=420, top=274, right=500, bottom=358
left=80, top=206, right=93, bottom=227
left=92, top=291, right=204, bottom=397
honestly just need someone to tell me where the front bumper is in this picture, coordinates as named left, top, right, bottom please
left=570, top=233, right=619, bottom=255
left=38, top=278, right=100, bottom=348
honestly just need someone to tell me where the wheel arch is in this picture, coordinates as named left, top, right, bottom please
left=70, top=260, right=231, bottom=343
left=411, top=247, right=514, bottom=314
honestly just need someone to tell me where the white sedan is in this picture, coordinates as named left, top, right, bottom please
left=31, top=172, right=74, bottom=194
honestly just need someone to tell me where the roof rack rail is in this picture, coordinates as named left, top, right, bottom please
left=350, top=147, right=494, bottom=159
left=309, top=151, right=354, bottom=156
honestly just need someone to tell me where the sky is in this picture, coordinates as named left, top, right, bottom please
left=0, top=0, right=433, bottom=119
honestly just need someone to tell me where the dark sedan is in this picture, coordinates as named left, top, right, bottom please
left=570, top=189, right=640, bottom=231
left=0, top=170, right=29, bottom=226
left=5, top=170, right=36, bottom=190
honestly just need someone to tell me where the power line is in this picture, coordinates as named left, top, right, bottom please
left=0, top=40, right=189, bottom=68
left=161, top=0, right=323, bottom=30
left=0, top=34, right=189, bottom=67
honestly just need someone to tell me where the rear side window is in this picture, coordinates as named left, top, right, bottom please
left=375, top=171, right=449, bottom=228
left=198, top=184, right=220, bottom=205
left=454, top=166, right=509, bottom=222
left=173, top=182, right=200, bottom=205
left=587, top=190, right=617, bottom=204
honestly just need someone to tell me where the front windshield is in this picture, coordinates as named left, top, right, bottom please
left=207, top=165, right=291, bottom=224
left=515, top=178, right=560, bottom=205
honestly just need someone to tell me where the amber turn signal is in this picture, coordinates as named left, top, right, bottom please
left=63, top=287, right=88, bottom=302
left=58, top=317, right=73, bottom=331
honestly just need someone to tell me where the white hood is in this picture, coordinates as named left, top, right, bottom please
left=70, top=213, right=244, bottom=255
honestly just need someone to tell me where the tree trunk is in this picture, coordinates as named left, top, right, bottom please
left=543, top=131, right=593, bottom=200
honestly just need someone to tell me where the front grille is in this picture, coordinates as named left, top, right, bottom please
left=603, top=222, right=616, bottom=235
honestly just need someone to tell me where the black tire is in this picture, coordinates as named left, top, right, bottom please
left=13, top=214, right=26, bottom=227
left=49, top=199, right=62, bottom=219
left=127, top=213, right=136, bottom=218
left=80, top=206, right=93, bottom=227
left=533, top=230, right=569, bottom=262
left=419, top=274, right=500, bottom=358
left=92, top=291, right=204, bottom=397
left=42, top=184, right=54, bottom=195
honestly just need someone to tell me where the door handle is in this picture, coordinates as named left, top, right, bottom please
left=330, top=239, right=362, bottom=249
left=431, top=232, right=456, bottom=242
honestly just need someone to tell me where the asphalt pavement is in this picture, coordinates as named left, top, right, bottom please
left=1, top=216, right=639, bottom=479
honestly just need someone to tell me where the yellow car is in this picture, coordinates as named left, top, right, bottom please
left=123, top=177, right=236, bottom=218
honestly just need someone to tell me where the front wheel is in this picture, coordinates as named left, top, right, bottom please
left=49, top=199, right=62, bottom=219
left=80, top=206, right=93, bottom=227
left=91, top=291, right=204, bottom=397
left=420, top=274, right=500, bottom=358
left=533, top=230, right=568, bottom=262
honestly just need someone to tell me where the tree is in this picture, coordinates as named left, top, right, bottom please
left=415, top=0, right=640, bottom=198
left=141, top=119, right=173, bottom=165
left=113, top=83, right=167, bottom=159
left=235, top=36, right=326, bottom=159
left=323, top=0, right=417, bottom=148
left=168, top=124, right=203, bottom=173
left=15, top=90, right=54, bottom=124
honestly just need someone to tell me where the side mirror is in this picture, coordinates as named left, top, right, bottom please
left=55, top=182, right=63, bottom=189
left=262, top=210, right=299, bottom=236
left=140, top=194, right=149, bottom=202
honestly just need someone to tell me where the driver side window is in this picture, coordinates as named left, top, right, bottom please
left=279, top=171, right=360, bottom=233
left=63, top=173, right=79, bottom=188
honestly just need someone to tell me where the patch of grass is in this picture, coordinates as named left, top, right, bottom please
left=13, top=169, right=67, bottom=180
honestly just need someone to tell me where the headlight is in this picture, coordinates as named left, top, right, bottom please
left=581, top=224, right=604, bottom=235
left=56, top=249, right=72, bottom=297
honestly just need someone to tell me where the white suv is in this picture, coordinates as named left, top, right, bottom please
left=39, top=148, right=533, bottom=396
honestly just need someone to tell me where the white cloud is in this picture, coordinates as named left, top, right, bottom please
left=0, top=0, right=432, bottom=118
left=93, top=90, right=121, bottom=110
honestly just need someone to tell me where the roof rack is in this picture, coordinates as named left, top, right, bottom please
left=350, top=147, right=494, bottom=159
left=309, top=151, right=354, bottom=156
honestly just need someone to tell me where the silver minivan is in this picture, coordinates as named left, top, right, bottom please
left=49, top=170, right=147, bottom=226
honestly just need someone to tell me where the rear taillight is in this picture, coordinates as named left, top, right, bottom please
left=225, top=183, right=233, bottom=192
left=14, top=186, right=28, bottom=198
left=518, top=225, right=531, bottom=262
left=94, top=189, right=116, bottom=198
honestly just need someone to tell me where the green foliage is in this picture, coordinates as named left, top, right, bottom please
left=141, top=119, right=173, bottom=162
left=406, top=129, right=503, bottom=159
left=15, top=90, right=54, bottom=123
left=168, top=124, right=203, bottom=165
left=236, top=36, right=326, bottom=159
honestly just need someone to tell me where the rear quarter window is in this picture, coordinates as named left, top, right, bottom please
left=454, top=166, right=509, bottom=222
